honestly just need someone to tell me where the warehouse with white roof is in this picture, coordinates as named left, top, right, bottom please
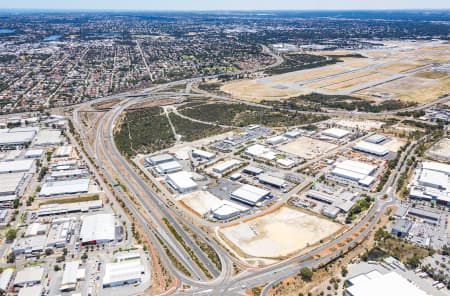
left=409, top=160, right=450, bottom=206
left=54, top=145, right=73, bottom=158
left=102, top=259, right=145, bottom=288
left=0, top=268, right=13, bottom=291
left=166, top=171, right=198, bottom=193
left=4, top=150, right=21, bottom=161
left=50, top=169, right=87, bottom=180
left=0, top=159, right=35, bottom=174
left=213, top=159, right=241, bottom=174
left=266, top=135, right=287, bottom=145
left=39, top=178, right=90, bottom=197
left=258, top=174, right=287, bottom=188
left=13, top=266, right=44, bottom=287
left=145, top=153, right=173, bottom=165
left=155, top=160, right=182, bottom=174
left=192, top=149, right=216, bottom=160
left=322, top=128, right=350, bottom=139
left=352, top=141, right=389, bottom=157
left=18, top=285, right=44, bottom=296
left=60, top=261, right=83, bottom=292
left=365, top=134, right=387, bottom=144
left=79, top=213, right=115, bottom=245
left=0, top=130, right=36, bottom=146
left=345, top=270, right=428, bottom=296
left=33, top=129, right=63, bottom=146
left=422, top=161, right=450, bottom=175
left=245, top=144, right=278, bottom=161
left=213, top=201, right=249, bottom=220
left=0, top=172, right=27, bottom=197
left=24, top=149, right=45, bottom=159
left=230, top=184, right=271, bottom=206
left=332, top=159, right=378, bottom=186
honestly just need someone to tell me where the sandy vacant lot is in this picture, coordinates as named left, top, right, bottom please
left=323, top=73, right=389, bottom=91
left=303, top=70, right=374, bottom=89
left=328, top=119, right=384, bottom=131
left=426, top=138, right=450, bottom=162
left=220, top=207, right=341, bottom=259
left=180, top=190, right=222, bottom=216
left=278, top=137, right=337, bottom=159
left=381, top=138, right=407, bottom=153
left=220, top=79, right=306, bottom=101
left=220, top=63, right=349, bottom=101
left=358, top=76, right=450, bottom=103
left=376, top=62, right=423, bottom=73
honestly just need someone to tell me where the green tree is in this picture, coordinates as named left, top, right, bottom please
left=6, top=252, right=15, bottom=263
left=300, top=267, right=313, bottom=281
left=5, top=229, right=17, bottom=242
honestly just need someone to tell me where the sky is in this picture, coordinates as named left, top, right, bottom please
left=1, top=0, right=449, bottom=11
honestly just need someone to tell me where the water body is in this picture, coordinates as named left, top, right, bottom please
left=0, top=28, right=15, bottom=34
left=43, top=34, right=62, bottom=41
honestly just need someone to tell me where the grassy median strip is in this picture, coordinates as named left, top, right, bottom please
left=192, top=232, right=222, bottom=271
left=162, top=218, right=213, bottom=279
left=154, top=232, right=192, bottom=277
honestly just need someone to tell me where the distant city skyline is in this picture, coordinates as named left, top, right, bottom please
left=1, top=0, right=449, bottom=11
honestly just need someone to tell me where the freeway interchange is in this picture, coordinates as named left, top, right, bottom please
left=69, top=76, right=441, bottom=296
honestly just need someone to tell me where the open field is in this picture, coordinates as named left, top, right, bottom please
left=278, top=137, right=337, bottom=159
left=220, top=64, right=349, bottom=101
left=328, top=119, right=384, bottom=131
left=357, top=75, right=450, bottom=103
left=220, top=79, right=305, bottom=101
left=219, top=207, right=342, bottom=259
left=268, top=65, right=346, bottom=84
left=381, top=137, right=407, bottom=153
left=376, top=62, right=423, bottom=73
left=426, top=138, right=450, bottom=163
left=414, top=71, right=449, bottom=79
left=302, top=70, right=374, bottom=89
left=323, top=72, right=389, bottom=91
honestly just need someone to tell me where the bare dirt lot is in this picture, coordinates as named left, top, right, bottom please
left=278, top=137, right=337, bottom=159
left=220, top=79, right=306, bottom=101
left=376, top=62, right=423, bottom=73
left=328, top=119, right=384, bottom=131
left=357, top=75, right=450, bottom=103
left=381, top=137, right=407, bottom=153
left=426, top=138, right=450, bottom=163
left=323, top=72, right=389, bottom=91
left=179, top=190, right=221, bottom=216
left=219, top=207, right=342, bottom=259
left=302, top=70, right=374, bottom=89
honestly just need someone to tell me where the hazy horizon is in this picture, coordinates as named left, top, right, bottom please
left=1, top=0, right=449, bottom=11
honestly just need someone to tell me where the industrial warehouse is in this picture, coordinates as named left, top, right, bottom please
left=322, top=127, right=350, bottom=139
left=79, top=213, right=116, bottom=245
left=346, top=270, right=429, bottom=296
left=39, top=178, right=91, bottom=197
left=230, top=184, right=272, bottom=206
left=166, top=171, right=198, bottom=193
left=352, top=141, right=389, bottom=157
left=331, top=159, right=378, bottom=187
left=408, top=161, right=450, bottom=205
